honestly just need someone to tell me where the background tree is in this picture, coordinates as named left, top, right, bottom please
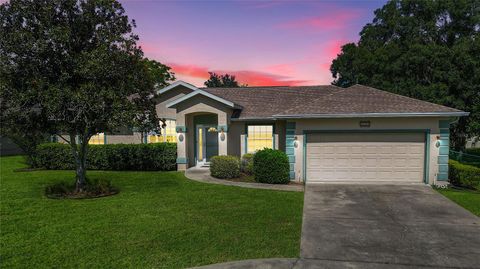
left=330, top=0, right=480, bottom=150
left=0, top=0, right=170, bottom=191
left=133, top=58, right=175, bottom=143
left=204, top=72, right=241, bottom=87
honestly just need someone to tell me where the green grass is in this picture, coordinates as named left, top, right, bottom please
left=0, top=156, right=304, bottom=268
left=436, top=188, right=480, bottom=216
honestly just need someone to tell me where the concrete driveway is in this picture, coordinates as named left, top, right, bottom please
left=301, top=184, right=480, bottom=268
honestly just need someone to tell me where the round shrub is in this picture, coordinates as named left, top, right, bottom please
left=210, top=155, right=240, bottom=179
left=241, top=153, right=254, bottom=175
left=253, top=148, right=290, bottom=184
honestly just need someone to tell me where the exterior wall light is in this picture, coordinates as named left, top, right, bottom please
left=220, top=132, right=226, bottom=141
left=293, top=136, right=299, bottom=148
left=178, top=134, right=184, bottom=142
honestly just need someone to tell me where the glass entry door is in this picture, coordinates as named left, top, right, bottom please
left=196, top=125, right=218, bottom=165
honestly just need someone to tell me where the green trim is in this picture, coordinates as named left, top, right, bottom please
left=302, top=129, right=431, bottom=185
left=217, top=125, right=228, bottom=132
left=439, top=146, right=449, bottom=155
left=438, top=155, right=449, bottom=164
left=285, top=122, right=296, bottom=181
left=424, top=130, right=430, bottom=184
left=438, top=164, right=448, bottom=173
left=104, top=134, right=107, bottom=144
left=437, top=173, right=448, bottom=181
left=176, top=126, right=187, bottom=133
left=303, top=133, right=307, bottom=184
left=439, top=120, right=450, bottom=129
left=437, top=120, right=450, bottom=182
left=176, top=157, right=188, bottom=164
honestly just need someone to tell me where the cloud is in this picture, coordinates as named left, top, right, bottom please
left=168, top=63, right=308, bottom=86
left=168, top=63, right=210, bottom=79
left=278, top=11, right=360, bottom=31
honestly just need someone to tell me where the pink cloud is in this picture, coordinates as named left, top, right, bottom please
left=168, top=63, right=308, bottom=86
left=279, top=11, right=360, bottom=30
left=168, top=63, right=210, bottom=79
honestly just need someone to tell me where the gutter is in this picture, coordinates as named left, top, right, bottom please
left=272, top=112, right=470, bottom=119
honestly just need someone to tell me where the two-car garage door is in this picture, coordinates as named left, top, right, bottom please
left=306, top=133, right=425, bottom=183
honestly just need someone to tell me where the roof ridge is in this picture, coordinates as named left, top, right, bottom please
left=350, top=84, right=462, bottom=112
left=201, top=84, right=336, bottom=90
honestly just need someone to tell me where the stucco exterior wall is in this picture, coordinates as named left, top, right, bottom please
left=174, top=95, right=233, bottom=169
left=154, top=85, right=192, bottom=120
left=291, top=117, right=450, bottom=185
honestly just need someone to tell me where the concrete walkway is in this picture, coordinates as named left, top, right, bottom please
left=184, top=167, right=303, bottom=192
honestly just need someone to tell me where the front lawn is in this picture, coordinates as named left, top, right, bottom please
left=436, top=188, right=480, bottom=216
left=0, top=156, right=304, bottom=268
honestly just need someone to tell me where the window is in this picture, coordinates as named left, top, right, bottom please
left=247, top=125, right=273, bottom=153
left=89, top=133, right=105, bottom=145
left=148, top=120, right=177, bottom=143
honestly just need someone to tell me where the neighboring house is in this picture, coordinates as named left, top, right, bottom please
left=77, top=80, right=470, bottom=186
left=466, top=136, right=479, bottom=148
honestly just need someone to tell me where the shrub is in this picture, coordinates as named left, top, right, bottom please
left=449, top=160, right=480, bottom=191
left=241, top=153, right=254, bottom=175
left=35, top=143, right=176, bottom=171
left=253, top=148, right=290, bottom=184
left=210, top=155, right=240, bottom=179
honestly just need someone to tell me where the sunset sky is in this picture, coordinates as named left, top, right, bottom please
left=0, top=0, right=387, bottom=86
left=119, top=0, right=387, bottom=87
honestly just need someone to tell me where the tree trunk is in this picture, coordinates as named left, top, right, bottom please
left=69, top=133, right=88, bottom=192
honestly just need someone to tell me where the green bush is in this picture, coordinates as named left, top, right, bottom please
left=35, top=143, right=176, bottom=171
left=241, top=153, right=254, bottom=175
left=449, top=160, right=480, bottom=191
left=210, top=155, right=240, bottom=179
left=253, top=148, right=290, bottom=184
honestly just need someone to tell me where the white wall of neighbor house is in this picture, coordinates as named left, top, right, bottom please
left=292, top=117, right=450, bottom=185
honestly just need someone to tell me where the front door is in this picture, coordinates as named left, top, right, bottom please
left=196, top=125, right=218, bottom=165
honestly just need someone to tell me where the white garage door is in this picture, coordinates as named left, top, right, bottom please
left=306, top=133, right=425, bottom=183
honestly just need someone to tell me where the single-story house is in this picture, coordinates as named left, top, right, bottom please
left=86, top=80, right=469, bottom=185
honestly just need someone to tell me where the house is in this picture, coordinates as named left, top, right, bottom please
left=88, top=80, right=469, bottom=185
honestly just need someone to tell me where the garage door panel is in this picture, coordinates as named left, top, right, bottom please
left=306, top=133, right=425, bottom=183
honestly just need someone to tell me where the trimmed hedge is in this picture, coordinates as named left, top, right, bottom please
left=35, top=143, right=177, bottom=171
left=449, top=159, right=480, bottom=191
left=253, top=148, right=290, bottom=184
left=241, top=153, right=254, bottom=175
left=210, top=155, right=240, bottom=179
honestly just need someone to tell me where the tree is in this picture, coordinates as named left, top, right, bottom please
left=204, top=72, right=241, bottom=87
left=133, top=58, right=175, bottom=143
left=330, top=0, right=480, bottom=150
left=0, top=0, right=172, bottom=191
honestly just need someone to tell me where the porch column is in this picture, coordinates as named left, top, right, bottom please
left=176, top=114, right=188, bottom=171
left=218, top=113, right=228, bottom=156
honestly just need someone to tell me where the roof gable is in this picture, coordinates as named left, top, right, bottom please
left=156, top=80, right=198, bottom=95
left=166, top=89, right=242, bottom=109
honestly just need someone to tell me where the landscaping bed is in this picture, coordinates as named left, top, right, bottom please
left=0, top=156, right=303, bottom=268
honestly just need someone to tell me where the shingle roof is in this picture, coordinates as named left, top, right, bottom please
left=201, top=84, right=467, bottom=120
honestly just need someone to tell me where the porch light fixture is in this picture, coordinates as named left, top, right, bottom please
left=207, top=127, right=218, bottom=133
left=178, top=134, right=184, bottom=142
left=293, top=136, right=299, bottom=148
